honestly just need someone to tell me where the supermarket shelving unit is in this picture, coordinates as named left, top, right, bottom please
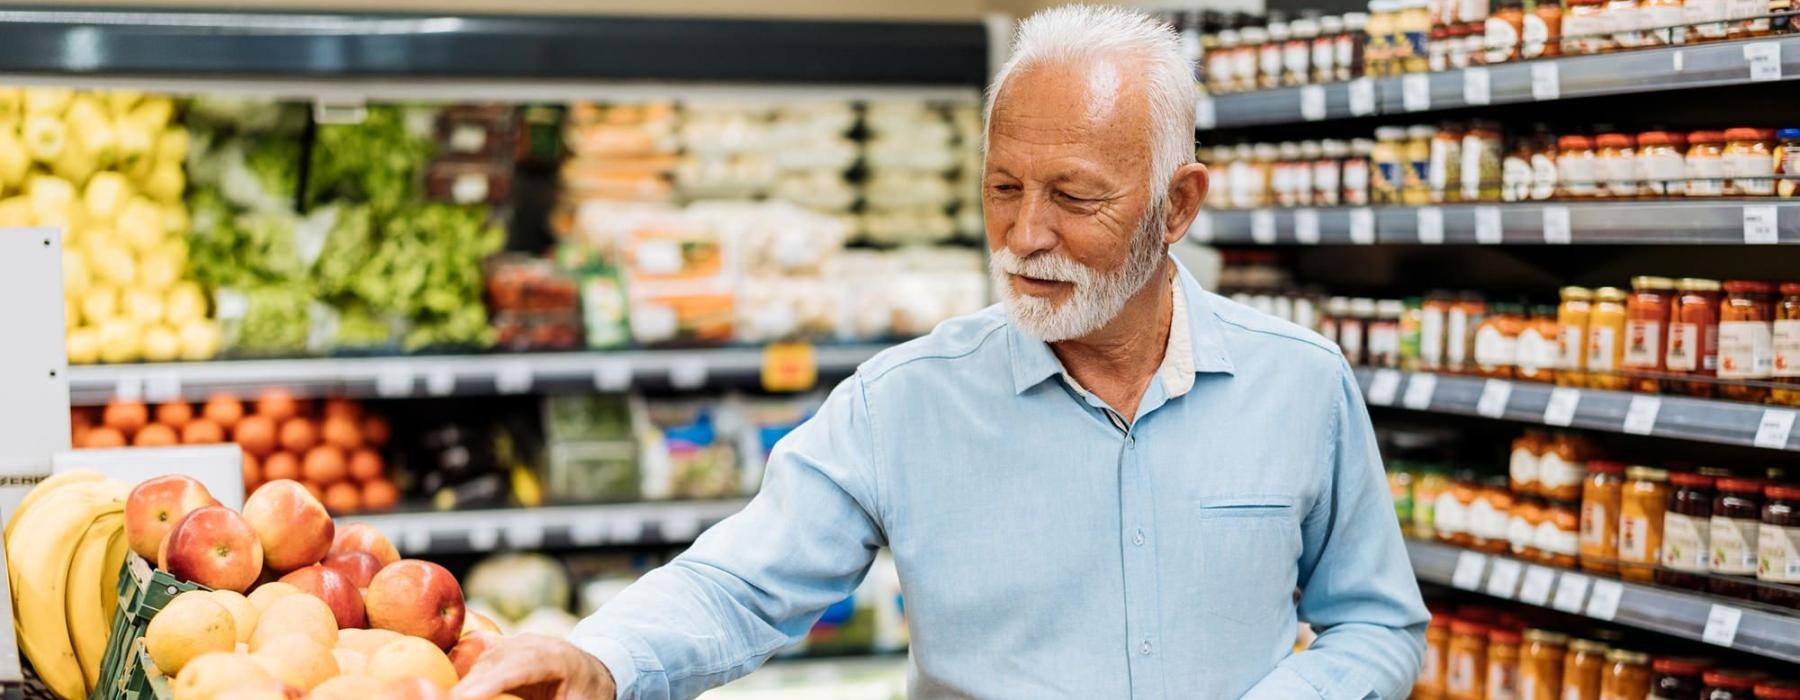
left=1191, top=200, right=1800, bottom=246
left=340, top=499, right=749, bottom=556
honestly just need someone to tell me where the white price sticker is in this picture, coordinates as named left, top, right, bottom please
left=1402, top=74, right=1431, bottom=112
left=1745, top=42, right=1783, bottom=82
left=1745, top=205, right=1779, bottom=244
left=1552, top=572, right=1591, bottom=613
left=375, top=365, right=413, bottom=398
left=1463, top=66, right=1492, bottom=105
left=402, top=525, right=431, bottom=554
left=569, top=520, right=607, bottom=546
left=495, top=362, right=533, bottom=394
left=1403, top=372, right=1438, bottom=410
left=1350, top=208, right=1377, bottom=244
left=609, top=516, right=646, bottom=543
left=1348, top=78, right=1377, bottom=116
left=1452, top=550, right=1488, bottom=590
left=1485, top=558, right=1524, bottom=598
left=425, top=365, right=456, bottom=396
left=670, top=358, right=709, bottom=390
left=1586, top=579, right=1624, bottom=621
left=1368, top=369, right=1403, bottom=406
left=662, top=513, right=704, bottom=542
left=1624, top=395, right=1662, bottom=435
left=1300, top=85, right=1327, bottom=121
left=1543, top=205, right=1572, bottom=244
left=1195, top=96, right=1217, bottom=130
left=1475, top=206, right=1503, bottom=244
left=1477, top=379, right=1514, bottom=418
left=1418, top=207, right=1445, bottom=244
left=594, top=358, right=633, bottom=392
left=144, top=373, right=182, bottom=403
left=1544, top=387, right=1582, bottom=426
left=1294, top=209, right=1321, bottom=245
left=1755, top=408, right=1797, bottom=449
left=1189, top=211, right=1215, bottom=244
left=1251, top=209, right=1278, bottom=244
left=1519, top=566, right=1557, bottom=605
left=1531, top=62, right=1561, bottom=100
left=113, top=376, right=143, bottom=402
left=503, top=515, right=545, bottom=550
left=1703, top=605, right=1743, bottom=646
left=468, top=526, right=500, bottom=552
left=1672, top=50, right=1685, bottom=72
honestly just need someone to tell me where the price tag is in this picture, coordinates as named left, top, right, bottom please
left=1519, top=566, right=1557, bottom=605
left=1745, top=42, right=1782, bottom=82
left=1348, top=78, right=1377, bottom=116
left=1475, top=206, right=1503, bottom=244
left=670, top=358, right=709, bottom=390
left=113, top=376, right=144, bottom=402
left=1452, top=550, right=1488, bottom=590
left=609, top=516, right=645, bottom=543
left=424, top=365, right=456, bottom=396
left=1189, top=211, right=1215, bottom=244
left=569, top=520, right=607, bottom=546
left=1403, top=372, right=1438, bottom=410
left=495, top=362, right=533, bottom=394
left=1300, top=85, right=1327, bottom=121
left=1367, top=369, right=1403, bottom=406
left=1195, top=96, right=1217, bottom=130
left=1402, top=74, right=1431, bottom=112
left=1294, top=209, right=1321, bottom=245
left=1251, top=209, right=1278, bottom=244
left=1350, top=208, right=1377, bottom=245
left=1418, top=207, right=1445, bottom=244
left=1672, top=49, right=1685, bottom=72
left=1754, top=408, right=1797, bottom=449
left=662, top=513, right=703, bottom=542
left=1544, top=387, right=1582, bottom=426
left=1531, top=62, right=1561, bottom=100
left=1485, top=558, right=1524, bottom=598
left=1624, top=395, right=1662, bottom=435
left=1744, top=205, right=1779, bottom=244
left=143, top=373, right=182, bottom=403
left=402, top=525, right=431, bottom=554
left=1463, top=66, right=1492, bottom=105
left=1586, top=579, right=1624, bottom=621
left=1477, top=379, right=1514, bottom=418
left=1543, top=205, right=1572, bottom=244
left=1552, top=572, right=1591, bottom=613
left=1703, top=604, right=1743, bottom=646
left=468, top=526, right=500, bottom=552
left=594, top=358, right=633, bottom=392
left=503, top=515, right=545, bottom=550
left=375, top=364, right=413, bottom=398
left=762, top=342, right=818, bottom=392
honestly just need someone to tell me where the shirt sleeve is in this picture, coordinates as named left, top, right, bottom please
left=1239, top=359, right=1430, bottom=700
left=567, top=374, right=887, bottom=700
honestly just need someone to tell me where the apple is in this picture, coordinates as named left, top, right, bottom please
left=364, top=560, right=465, bottom=650
left=320, top=550, right=381, bottom=588
left=241, top=480, right=334, bottom=572
left=278, top=564, right=366, bottom=629
left=447, top=630, right=499, bottom=678
left=161, top=506, right=264, bottom=592
left=460, top=610, right=501, bottom=637
left=125, top=474, right=220, bottom=561
left=330, top=523, right=400, bottom=567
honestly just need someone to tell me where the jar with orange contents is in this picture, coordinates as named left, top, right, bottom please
left=1538, top=433, right=1589, bottom=502
left=1540, top=500, right=1581, bottom=568
left=1587, top=287, right=1629, bottom=390
left=1437, top=474, right=1480, bottom=547
left=1510, top=497, right=1546, bottom=561
left=1772, top=282, right=1800, bottom=407
left=1557, top=287, right=1594, bottom=386
left=1420, top=615, right=1453, bottom=698
left=1519, top=629, right=1566, bottom=700
left=1667, top=278, right=1723, bottom=398
left=1617, top=466, right=1669, bottom=582
left=1511, top=430, right=1547, bottom=496
left=1580, top=460, right=1625, bottom=575
left=1624, top=276, right=1676, bottom=393
left=1599, top=648, right=1651, bottom=700
left=1471, top=476, right=1515, bottom=554
left=1446, top=620, right=1490, bottom=700
left=1719, top=280, right=1776, bottom=403
left=1487, top=627, right=1523, bottom=700
left=1561, top=639, right=1609, bottom=700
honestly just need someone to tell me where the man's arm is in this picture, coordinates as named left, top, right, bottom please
left=1240, top=360, right=1429, bottom=700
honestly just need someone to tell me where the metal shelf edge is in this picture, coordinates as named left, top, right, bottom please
left=339, top=499, right=750, bottom=555
left=1191, top=200, right=1800, bottom=246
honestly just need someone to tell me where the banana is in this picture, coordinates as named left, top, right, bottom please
left=65, top=511, right=122, bottom=693
left=98, top=523, right=128, bottom=626
left=6, top=482, right=124, bottom=699
left=4, top=469, right=106, bottom=542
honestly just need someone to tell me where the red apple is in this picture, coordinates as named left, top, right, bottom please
left=125, top=475, right=220, bottom=561
left=364, top=560, right=465, bottom=650
left=447, top=630, right=499, bottom=678
left=278, top=564, right=366, bottom=629
left=330, top=523, right=400, bottom=567
left=320, top=550, right=381, bottom=589
left=160, top=506, right=264, bottom=592
left=242, top=480, right=335, bottom=572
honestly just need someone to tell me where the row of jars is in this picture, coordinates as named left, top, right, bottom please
left=1197, top=12, right=1372, bottom=93
left=1418, top=603, right=1797, bottom=699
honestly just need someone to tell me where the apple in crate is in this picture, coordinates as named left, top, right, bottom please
left=448, top=630, right=500, bottom=678
left=321, top=549, right=381, bottom=588
left=242, top=479, right=335, bottom=572
left=365, top=560, right=466, bottom=649
left=161, top=506, right=264, bottom=592
left=125, top=474, right=220, bottom=561
left=330, top=522, right=400, bottom=567
left=279, top=564, right=366, bottom=629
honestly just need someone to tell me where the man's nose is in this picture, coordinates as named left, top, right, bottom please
left=1007, top=192, right=1058, bottom=258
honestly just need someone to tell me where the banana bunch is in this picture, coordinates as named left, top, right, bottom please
left=5, top=469, right=132, bottom=698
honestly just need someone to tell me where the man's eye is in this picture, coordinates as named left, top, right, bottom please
left=1057, top=191, right=1095, bottom=204
left=988, top=183, right=1021, bottom=194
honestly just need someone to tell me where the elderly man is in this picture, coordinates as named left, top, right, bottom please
left=454, top=6, right=1427, bottom=699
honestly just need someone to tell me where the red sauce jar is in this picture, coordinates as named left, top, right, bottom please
left=1710, top=478, right=1765, bottom=600
left=1719, top=281, right=1776, bottom=403
left=1658, top=471, right=1716, bottom=591
left=1624, top=276, right=1676, bottom=393
left=1668, top=278, right=1722, bottom=397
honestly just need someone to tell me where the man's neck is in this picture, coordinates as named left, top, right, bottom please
left=1050, top=260, right=1176, bottom=423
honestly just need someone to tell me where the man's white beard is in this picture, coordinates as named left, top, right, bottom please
left=989, top=205, right=1170, bottom=342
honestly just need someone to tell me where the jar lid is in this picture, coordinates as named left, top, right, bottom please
left=1488, top=627, right=1522, bottom=644
left=1319, top=15, right=1345, bottom=31
left=1722, top=127, right=1777, bottom=142
left=1557, top=134, right=1594, bottom=150
left=1568, top=638, right=1608, bottom=653
left=1677, top=277, right=1721, bottom=292
left=1217, top=29, right=1241, bottom=44
left=1430, top=25, right=1450, bottom=38
left=1587, top=460, right=1626, bottom=474
left=1631, top=275, right=1676, bottom=290
left=1449, top=619, right=1488, bottom=635
left=1560, top=286, right=1594, bottom=301
left=1594, top=133, right=1634, bottom=149
left=1724, top=279, right=1776, bottom=294
left=1375, top=126, right=1408, bottom=141
left=1291, top=18, right=1320, bottom=35
left=1717, top=477, right=1764, bottom=493
left=1522, top=628, right=1568, bottom=645
left=1343, top=12, right=1370, bottom=28
left=1604, top=648, right=1648, bottom=665
left=1780, top=282, right=1800, bottom=296
left=1428, top=614, right=1453, bottom=628
left=1377, top=299, right=1406, bottom=316
left=1775, top=128, right=1800, bottom=140
left=1766, top=484, right=1800, bottom=500
left=1408, top=125, right=1437, bottom=139
left=1625, top=466, right=1668, bottom=482
left=1756, top=680, right=1800, bottom=700
left=1687, top=130, right=1724, bottom=144
left=1279, top=141, right=1303, bottom=158
left=1240, top=26, right=1268, bottom=42
left=1703, top=670, right=1769, bottom=690
left=1300, top=141, right=1323, bottom=158
left=1636, top=131, right=1683, bottom=147
left=1254, top=143, right=1280, bottom=159
left=1267, top=22, right=1291, bottom=39
left=1650, top=656, right=1711, bottom=675
left=1350, top=297, right=1378, bottom=314
left=1669, top=471, right=1716, bottom=487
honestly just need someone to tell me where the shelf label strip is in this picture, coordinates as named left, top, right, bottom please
left=1544, top=387, right=1581, bottom=427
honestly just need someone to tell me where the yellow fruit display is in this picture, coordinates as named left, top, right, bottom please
left=145, top=591, right=237, bottom=676
left=249, top=593, right=338, bottom=650
left=366, top=636, right=459, bottom=689
left=4, top=476, right=129, bottom=697
left=206, top=590, right=259, bottom=645
left=170, top=651, right=275, bottom=700
left=251, top=632, right=338, bottom=690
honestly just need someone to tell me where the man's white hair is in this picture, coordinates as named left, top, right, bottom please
left=983, top=4, right=1196, bottom=204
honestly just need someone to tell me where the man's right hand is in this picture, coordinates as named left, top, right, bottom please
left=450, top=633, right=618, bottom=700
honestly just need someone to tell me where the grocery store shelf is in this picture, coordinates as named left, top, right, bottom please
left=66, top=344, right=891, bottom=406
left=1201, top=34, right=1800, bottom=128
left=1353, top=367, right=1800, bottom=452
left=1408, top=538, right=1800, bottom=663
left=1189, top=200, right=1800, bottom=246
left=340, top=499, right=748, bottom=556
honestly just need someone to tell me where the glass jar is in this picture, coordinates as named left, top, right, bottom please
left=1312, top=15, right=1340, bottom=84
left=1719, top=280, right=1776, bottom=403
left=1724, top=128, right=1778, bottom=197
left=1587, top=287, right=1629, bottom=390
left=1541, top=500, right=1581, bottom=568
left=1511, top=431, right=1547, bottom=497
left=1595, top=133, right=1639, bottom=199
left=1779, top=129, right=1799, bottom=199
left=1422, top=614, right=1453, bottom=698
left=1558, top=135, right=1601, bottom=199
left=1208, top=29, right=1239, bottom=93
left=1236, top=26, right=1267, bottom=94
left=1686, top=131, right=1727, bottom=198
left=1558, top=287, right=1595, bottom=387
left=1562, top=639, right=1609, bottom=700
left=1423, top=291, right=1456, bottom=372
left=1758, top=483, right=1800, bottom=608
left=1371, top=299, right=1405, bottom=368
left=1605, top=0, right=1645, bottom=49
left=1285, top=18, right=1316, bottom=86
left=1660, top=471, right=1718, bottom=590
left=1321, top=296, right=1349, bottom=348
left=1431, top=125, right=1465, bottom=204
left=1650, top=657, right=1711, bottom=700
left=1460, top=22, right=1485, bottom=68
left=1260, top=21, right=1288, bottom=89
left=1315, top=139, right=1346, bottom=207
left=1639, top=0, right=1687, bottom=44
left=1449, top=292, right=1489, bottom=374
left=1637, top=131, right=1687, bottom=198
left=1580, top=460, right=1626, bottom=575
left=1619, top=466, right=1670, bottom=582
left=1345, top=138, right=1374, bottom=206
left=1621, top=276, right=1675, bottom=392
left=1402, top=297, right=1426, bottom=372
left=1519, top=629, right=1566, bottom=700
left=1518, top=306, right=1561, bottom=383
left=1340, top=12, right=1369, bottom=81
left=1344, top=297, right=1376, bottom=366
left=1487, top=627, right=1523, bottom=700
left=1463, top=121, right=1505, bottom=202
left=1447, top=620, right=1490, bottom=700
left=1600, top=649, right=1651, bottom=700
left=1406, top=125, right=1436, bottom=206
left=1711, top=478, right=1765, bottom=599
left=1373, top=127, right=1408, bottom=205
left=1522, top=0, right=1562, bottom=58
left=1430, top=25, right=1454, bottom=72
left=1774, top=283, right=1800, bottom=406
left=1391, top=468, right=1417, bottom=526
left=1415, top=468, right=1451, bottom=537
left=1504, top=138, right=1534, bottom=202
left=1438, top=476, right=1479, bottom=546
left=1561, top=0, right=1612, bottom=54
left=1511, top=497, right=1547, bottom=560
left=1704, top=670, right=1770, bottom=700
left=1669, top=278, right=1723, bottom=398
left=1472, top=476, right=1515, bottom=554
left=1539, top=433, right=1589, bottom=502
left=1474, top=303, right=1525, bottom=378
left=1486, top=0, right=1526, bottom=63
left=1400, top=0, right=1433, bottom=73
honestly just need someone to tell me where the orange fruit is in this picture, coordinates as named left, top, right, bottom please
left=84, top=427, right=126, bottom=448
left=322, top=482, right=360, bottom=514
left=302, top=447, right=347, bottom=486
left=360, top=479, right=398, bottom=512
left=134, top=423, right=179, bottom=447
left=104, top=401, right=149, bottom=435
left=235, top=415, right=278, bottom=458
left=183, top=419, right=225, bottom=444
left=348, top=449, right=384, bottom=483
left=202, top=394, right=245, bottom=429
left=262, top=452, right=300, bottom=482
left=256, top=391, right=299, bottom=422
left=155, top=402, right=194, bottom=428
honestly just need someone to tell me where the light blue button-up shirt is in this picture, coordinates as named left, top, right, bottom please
left=572, top=260, right=1428, bottom=699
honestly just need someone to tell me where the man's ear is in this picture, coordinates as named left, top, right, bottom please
left=1164, top=162, right=1210, bottom=246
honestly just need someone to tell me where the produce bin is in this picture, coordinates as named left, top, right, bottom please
left=92, top=555, right=206, bottom=700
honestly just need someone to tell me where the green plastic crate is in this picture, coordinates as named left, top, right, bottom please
left=90, top=554, right=207, bottom=700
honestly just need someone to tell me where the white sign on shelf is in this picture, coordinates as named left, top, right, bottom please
left=594, top=359, right=633, bottom=392
left=503, top=514, right=546, bottom=550
left=1745, top=42, right=1783, bottom=82
left=1586, top=579, right=1624, bottom=621
left=1543, top=206, right=1572, bottom=244
left=1348, top=78, right=1377, bottom=116
left=670, top=358, right=709, bottom=390
left=1754, top=408, right=1797, bottom=449
left=1195, top=96, right=1217, bottom=130
left=143, top=373, right=182, bottom=403
left=1350, top=208, right=1377, bottom=244
left=1477, top=379, right=1514, bottom=418
left=375, top=365, right=413, bottom=398
left=1251, top=209, right=1278, bottom=244
left=1367, top=369, right=1403, bottom=406
left=402, top=525, right=431, bottom=554
left=662, top=513, right=704, bottom=542
left=569, top=520, right=607, bottom=546
left=495, top=362, right=533, bottom=394
left=113, top=376, right=144, bottom=402
left=1452, top=550, right=1488, bottom=590
left=1189, top=211, right=1214, bottom=244
left=424, top=365, right=456, bottom=396
left=467, top=526, right=500, bottom=552
left=1418, top=207, right=1445, bottom=244
left=1519, top=566, right=1557, bottom=606
left=1402, top=74, right=1432, bottom=111
left=1624, top=395, right=1662, bottom=435
left=1531, top=62, right=1561, bottom=100
left=609, top=516, right=646, bottom=543
left=1294, top=209, right=1322, bottom=245
left=1551, top=572, right=1591, bottom=613
left=1485, top=558, right=1524, bottom=598
left=1703, top=605, right=1743, bottom=646
left=1300, top=85, right=1327, bottom=121
left=1672, top=50, right=1685, bottom=72
left=1403, top=373, right=1438, bottom=410
left=1744, top=205, right=1779, bottom=244
left=1475, top=206, right=1503, bottom=244
left=1463, top=67, right=1492, bottom=105
left=1544, top=387, right=1582, bottom=427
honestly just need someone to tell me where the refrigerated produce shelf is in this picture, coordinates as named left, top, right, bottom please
left=66, top=345, right=891, bottom=406
left=1187, top=200, right=1800, bottom=246
left=339, top=499, right=749, bottom=556
left=1200, top=34, right=1800, bottom=128
left=1407, top=538, right=1800, bottom=663
left=1352, top=367, right=1800, bottom=452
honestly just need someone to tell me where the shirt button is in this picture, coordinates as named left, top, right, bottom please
left=1133, top=529, right=1146, bottom=546
left=1140, top=640, right=1153, bottom=655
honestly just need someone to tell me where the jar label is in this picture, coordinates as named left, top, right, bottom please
left=1638, top=152, right=1685, bottom=196
left=1686, top=152, right=1726, bottom=197
left=1666, top=322, right=1700, bottom=371
left=1314, top=162, right=1340, bottom=205
left=1312, top=40, right=1334, bottom=75
left=1422, top=642, right=1443, bottom=685
left=1341, top=323, right=1366, bottom=365
left=1539, top=453, right=1585, bottom=491
left=1484, top=18, right=1521, bottom=64
left=1335, top=36, right=1354, bottom=75
left=1435, top=490, right=1470, bottom=536
left=1518, top=328, right=1558, bottom=376
left=1559, top=323, right=1586, bottom=370
left=1588, top=325, right=1619, bottom=371
left=1369, top=325, right=1400, bottom=366
left=1774, top=319, right=1800, bottom=378
left=1620, top=513, right=1655, bottom=562
left=1474, top=325, right=1518, bottom=371
left=1448, top=310, right=1471, bottom=367
left=1461, top=136, right=1488, bottom=201
left=1233, top=51, right=1258, bottom=87
left=1530, top=153, right=1558, bottom=201
left=1599, top=152, right=1639, bottom=197
left=1560, top=154, right=1599, bottom=196
left=1320, top=318, right=1340, bottom=347
left=1580, top=499, right=1613, bottom=550
left=1608, top=3, right=1642, bottom=48
left=1718, top=321, right=1774, bottom=379
left=1758, top=523, right=1800, bottom=582
left=1470, top=498, right=1505, bottom=539
left=1486, top=659, right=1518, bottom=700
left=1284, top=43, right=1310, bottom=77
left=1502, top=155, right=1530, bottom=202
left=1710, top=515, right=1760, bottom=575
left=1448, top=651, right=1479, bottom=695
left=1422, top=307, right=1446, bottom=367
left=1724, top=152, right=1776, bottom=197
left=1260, top=45, right=1283, bottom=82
left=1545, top=519, right=1579, bottom=555
left=1508, top=513, right=1537, bottom=552
left=1510, top=447, right=1541, bottom=488
left=1662, top=512, right=1710, bottom=572
left=1623, top=319, right=1663, bottom=368
left=1429, top=138, right=1457, bottom=192
left=1343, top=160, right=1370, bottom=205
left=1520, top=14, right=1550, bottom=59
left=1638, top=5, right=1684, bottom=43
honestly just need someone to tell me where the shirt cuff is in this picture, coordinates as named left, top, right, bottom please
left=569, top=634, right=640, bottom=699
left=1237, top=665, right=1324, bottom=700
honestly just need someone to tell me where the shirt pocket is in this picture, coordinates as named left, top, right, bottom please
left=1194, top=496, right=1302, bottom=626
